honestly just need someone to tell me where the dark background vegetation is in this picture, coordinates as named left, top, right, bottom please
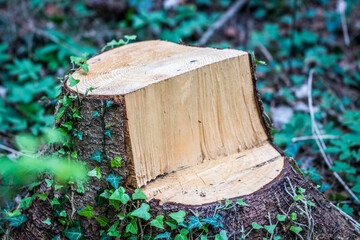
left=0, top=0, right=360, bottom=226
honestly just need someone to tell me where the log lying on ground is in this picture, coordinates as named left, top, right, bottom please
left=13, top=41, right=360, bottom=239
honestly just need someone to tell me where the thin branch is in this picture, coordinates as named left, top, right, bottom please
left=0, top=144, right=23, bottom=157
left=337, top=0, right=350, bottom=46
left=292, top=135, right=340, bottom=142
left=330, top=202, right=360, bottom=234
left=307, top=69, right=360, bottom=204
left=197, top=0, right=247, bottom=45
left=256, top=44, right=291, bottom=86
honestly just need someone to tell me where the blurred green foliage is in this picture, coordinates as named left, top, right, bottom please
left=0, top=129, right=87, bottom=201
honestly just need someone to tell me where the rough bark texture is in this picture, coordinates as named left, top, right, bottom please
left=11, top=89, right=133, bottom=240
left=10, top=55, right=360, bottom=240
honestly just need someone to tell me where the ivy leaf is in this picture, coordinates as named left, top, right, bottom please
left=339, top=204, right=354, bottom=216
left=254, top=59, right=267, bottom=65
left=188, top=216, right=202, bottom=230
left=297, top=187, right=306, bottom=194
left=151, top=215, right=164, bottom=229
left=293, top=195, right=305, bottom=201
left=99, top=189, right=112, bottom=199
left=19, top=197, right=32, bottom=209
left=104, top=130, right=112, bottom=139
left=276, top=214, right=287, bottom=222
left=74, top=131, right=83, bottom=140
left=131, top=203, right=151, bottom=220
left=6, top=209, right=21, bottom=217
left=72, top=111, right=81, bottom=119
left=174, top=229, right=189, bottom=240
left=100, top=232, right=112, bottom=239
left=331, top=161, right=356, bottom=174
left=264, top=224, right=276, bottom=234
left=42, top=218, right=52, bottom=225
left=202, top=215, right=223, bottom=227
left=55, top=185, right=63, bottom=191
left=68, top=74, right=80, bottom=87
left=236, top=198, right=249, bottom=206
left=5, top=214, right=27, bottom=227
left=76, top=183, right=85, bottom=194
left=174, top=234, right=186, bottom=240
left=290, top=226, right=302, bottom=234
left=59, top=210, right=67, bottom=217
left=109, top=199, right=120, bottom=211
left=92, top=110, right=100, bottom=118
left=78, top=205, right=94, bottom=219
left=56, top=106, right=66, bottom=120
left=61, top=121, right=73, bottom=131
left=96, top=217, right=108, bottom=227
left=200, top=236, right=208, bottom=240
left=63, top=225, right=83, bottom=240
left=106, top=174, right=122, bottom=189
left=109, top=187, right=130, bottom=204
left=169, top=210, right=186, bottom=223
left=307, top=200, right=315, bottom=207
left=165, top=220, right=177, bottom=230
left=291, top=212, right=298, bottom=220
left=124, top=35, right=137, bottom=41
left=70, top=53, right=89, bottom=72
left=28, top=182, right=40, bottom=190
left=88, top=167, right=101, bottom=179
left=108, top=221, right=121, bottom=237
left=132, top=188, right=147, bottom=200
left=35, top=193, right=47, bottom=201
left=62, top=95, right=72, bottom=107
left=90, top=150, right=102, bottom=163
left=51, top=198, right=60, bottom=206
left=251, top=222, right=263, bottom=229
left=215, top=230, right=228, bottom=240
left=126, top=219, right=138, bottom=234
left=111, top=157, right=122, bottom=168
left=106, top=100, right=112, bottom=108
left=117, top=213, right=125, bottom=220
left=154, top=232, right=171, bottom=240
left=71, top=151, right=78, bottom=158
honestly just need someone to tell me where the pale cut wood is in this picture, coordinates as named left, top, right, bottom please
left=142, top=143, right=283, bottom=205
left=67, top=40, right=281, bottom=202
left=125, top=55, right=269, bottom=187
left=69, top=40, right=246, bottom=95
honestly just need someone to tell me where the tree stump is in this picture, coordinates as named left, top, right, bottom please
left=13, top=41, right=360, bottom=239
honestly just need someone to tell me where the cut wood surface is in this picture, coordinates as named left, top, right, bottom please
left=69, top=40, right=245, bottom=95
left=142, top=143, right=283, bottom=205
left=67, top=40, right=280, bottom=203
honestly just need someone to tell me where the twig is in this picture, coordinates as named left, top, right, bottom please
left=258, top=44, right=273, bottom=62
left=337, top=0, right=350, bottom=46
left=292, top=135, right=340, bottom=142
left=0, top=144, right=23, bottom=157
left=330, top=202, right=360, bottom=234
left=256, top=44, right=291, bottom=87
left=197, top=0, right=247, bottom=45
left=307, top=69, right=360, bottom=204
